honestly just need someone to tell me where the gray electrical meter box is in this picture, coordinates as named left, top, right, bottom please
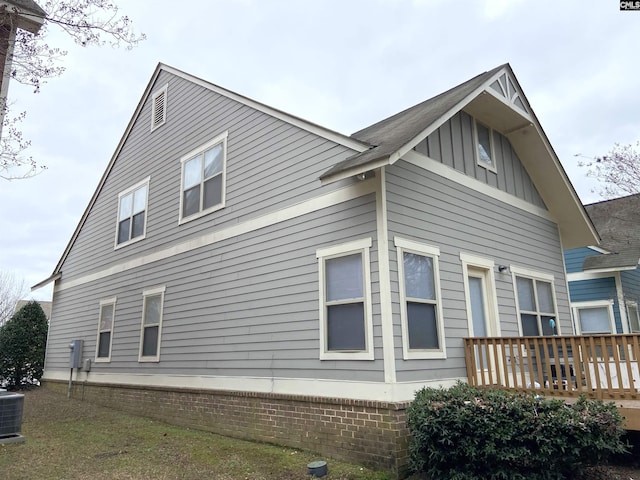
left=69, top=340, right=83, bottom=369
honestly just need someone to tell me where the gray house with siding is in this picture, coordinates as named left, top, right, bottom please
left=35, top=63, right=597, bottom=475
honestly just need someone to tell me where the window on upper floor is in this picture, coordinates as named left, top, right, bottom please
left=316, top=238, right=373, bottom=360
left=475, top=120, right=496, bottom=172
left=179, top=131, right=228, bottom=223
left=95, top=297, right=116, bottom=362
left=151, top=84, right=168, bottom=131
left=513, top=267, right=558, bottom=336
left=573, top=300, right=615, bottom=334
left=395, top=237, right=446, bottom=359
left=628, top=302, right=640, bottom=333
left=116, top=178, right=149, bottom=248
left=139, top=286, right=166, bottom=362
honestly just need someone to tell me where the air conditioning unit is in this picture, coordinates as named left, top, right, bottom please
left=0, top=392, right=25, bottom=438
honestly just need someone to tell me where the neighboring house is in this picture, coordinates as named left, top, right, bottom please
left=565, top=194, right=640, bottom=336
left=14, top=299, right=52, bottom=320
left=34, top=63, right=597, bottom=475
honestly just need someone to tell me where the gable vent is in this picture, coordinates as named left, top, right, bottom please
left=151, top=85, right=167, bottom=131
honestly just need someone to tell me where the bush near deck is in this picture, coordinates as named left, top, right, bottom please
left=406, top=383, right=627, bottom=480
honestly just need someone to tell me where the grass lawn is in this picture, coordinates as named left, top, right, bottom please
left=0, top=388, right=391, bottom=480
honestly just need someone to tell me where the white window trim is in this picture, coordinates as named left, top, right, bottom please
left=138, top=286, right=166, bottom=362
left=316, top=238, right=374, bottom=361
left=627, top=301, right=640, bottom=333
left=178, top=131, right=228, bottom=225
left=395, top=237, right=446, bottom=360
left=150, top=83, right=168, bottom=131
left=114, top=176, right=151, bottom=250
left=474, top=119, right=497, bottom=173
left=95, top=296, right=117, bottom=363
left=460, top=253, right=501, bottom=338
left=572, top=300, right=616, bottom=335
left=511, top=266, right=559, bottom=336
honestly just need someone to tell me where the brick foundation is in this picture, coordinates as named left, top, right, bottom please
left=43, top=380, right=411, bottom=478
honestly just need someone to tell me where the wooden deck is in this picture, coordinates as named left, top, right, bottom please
left=464, top=334, right=640, bottom=430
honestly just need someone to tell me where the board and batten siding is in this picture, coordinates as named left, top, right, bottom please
left=384, top=159, right=569, bottom=383
left=414, top=110, right=545, bottom=208
left=45, top=193, right=385, bottom=382
left=58, top=69, right=362, bottom=284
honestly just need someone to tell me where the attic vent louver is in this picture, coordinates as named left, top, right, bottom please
left=151, top=84, right=168, bottom=131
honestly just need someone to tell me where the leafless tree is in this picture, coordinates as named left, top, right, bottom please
left=0, top=270, right=27, bottom=326
left=0, top=0, right=145, bottom=180
left=577, top=142, right=640, bottom=199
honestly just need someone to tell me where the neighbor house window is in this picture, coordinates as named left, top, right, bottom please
left=316, top=238, right=373, bottom=360
left=395, top=237, right=446, bottom=359
left=116, top=177, right=149, bottom=248
left=512, top=267, right=558, bottom=336
left=151, top=84, right=168, bottom=131
left=139, top=286, right=166, bottom=362
left=95, top=297, right=116, bottom=362
left=475, top=120, right=496, bottom=171
left=572, top=301, right=615, bottom=334
left=179, top=131, right=227, bottom=223
left=628, top=302, right=640, bottom=333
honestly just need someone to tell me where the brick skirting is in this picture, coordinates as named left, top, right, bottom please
left=43, top=380, right=411, bottom=477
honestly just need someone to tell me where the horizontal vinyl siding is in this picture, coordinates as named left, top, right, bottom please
left=414, top=111, right=545, bottom=209
left=622, top=269, right=640, bottom=305
left=385, top=160, right=568, bottom=383
left=60, top=70, right=360, bottom=283
left=564, top=247, right=596, bottom=273
left=45, top=194, right=384, bottom=382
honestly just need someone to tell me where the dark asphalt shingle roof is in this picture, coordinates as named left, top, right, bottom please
left=582, top=194, right=640, bottom=270
left=320, top=64, right=507, bottom=179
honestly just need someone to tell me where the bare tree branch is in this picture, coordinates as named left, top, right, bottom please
left=577, top=141, right=640, bottom=199
left=0, top=270, right=27, bottom=326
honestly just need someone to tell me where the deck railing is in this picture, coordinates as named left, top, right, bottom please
left=463, top=334, right=640, bottom=401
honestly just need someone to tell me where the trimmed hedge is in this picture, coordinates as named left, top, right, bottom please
left=407, top=383, right=626, bottom=480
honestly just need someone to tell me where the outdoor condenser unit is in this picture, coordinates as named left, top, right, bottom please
left=0, top=391, right=25, bottom=438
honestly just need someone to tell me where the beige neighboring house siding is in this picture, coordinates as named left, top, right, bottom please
left=14, top=300, right=52, bottom=320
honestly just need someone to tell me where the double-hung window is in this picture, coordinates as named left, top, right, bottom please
left=139, top=286, right=166, bottom=362
left=513, top=267, right=558, bottom=336
left=396, top=237, right=445, bottom=359
left=179, top=131, right=227, bottom=222
left=317, top=238, right=373, bottom=360
left=628, top=302, right=640, bottom=333
left=116, top=178, right=149, bottom=247
left=95, top=297, right=116, bottom=362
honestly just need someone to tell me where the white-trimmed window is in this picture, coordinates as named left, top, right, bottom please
left=512, top=267, right=558, bottom=336
left=396, top=237, right=445, bottom=359
left=139, top=286, right=166, bottom=362
left=95, top=297, right=116, bottom=362
left=151, top=84, right=168, bottom=131
left=115, top=177, right=149, bottom=248
left=628, top=302, right=640, bottom=333
left=573, top=300, right=616, bottom=334
left=179, top=131, right=227, bottom=223
left=475, top=119, right=496, bottom=172
left=316, top=238, right=373, bottom=360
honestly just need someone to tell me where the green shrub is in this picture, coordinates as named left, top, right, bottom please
left=406, top=383, right=626, bottom=480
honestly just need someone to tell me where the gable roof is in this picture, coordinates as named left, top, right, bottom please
left=582, top=194, right=640, bottom=271
left=32, top=63, right=369, bottom=291
left=320, top=63, right=598, bottom=250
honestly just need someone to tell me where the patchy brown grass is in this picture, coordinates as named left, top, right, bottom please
left=0, top=388, right=390, bottom=480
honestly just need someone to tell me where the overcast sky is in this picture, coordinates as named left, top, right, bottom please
left=1, top=0, right=639, bottom=301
